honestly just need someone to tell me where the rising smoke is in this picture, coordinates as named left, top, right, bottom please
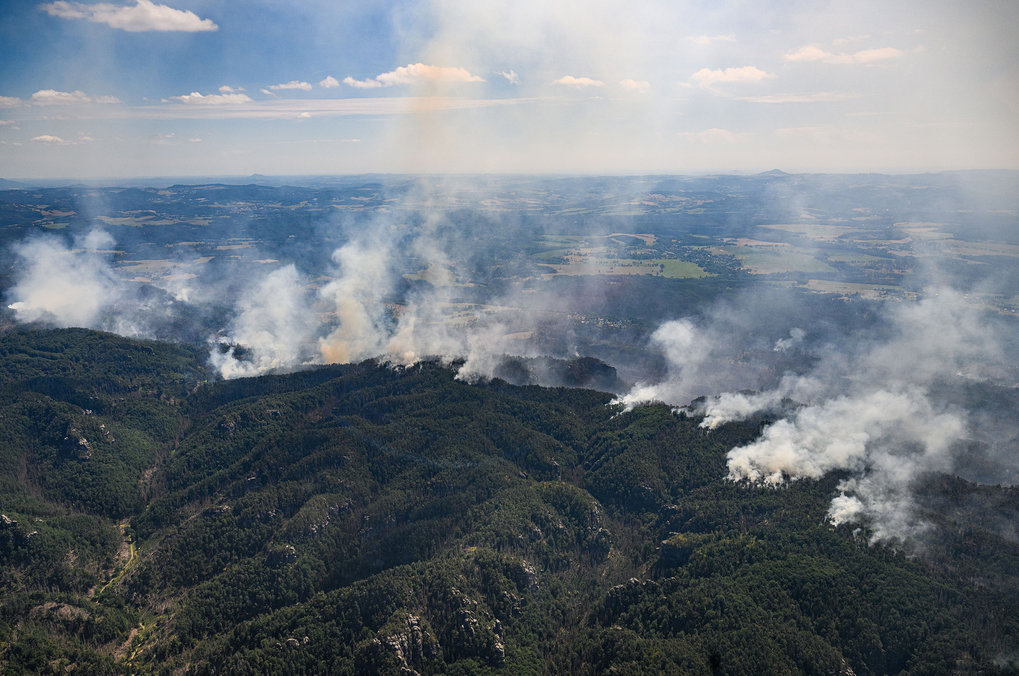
left=5, top=179, right=1017, bottom=549
left=3, top=182, right=610, bottom=390
left=5, top=228, right=195, bottom=338
left=617, top=286, right=1017, bottom=544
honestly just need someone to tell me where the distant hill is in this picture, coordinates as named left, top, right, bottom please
left=0, top=328, right=1016, bottom=673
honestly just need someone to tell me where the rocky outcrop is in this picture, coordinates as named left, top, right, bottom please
left=61, top=425, right=92, bottom=460
left=444, top=588, right=506, bottom=667
left=354, top=613, right=441, bottom=675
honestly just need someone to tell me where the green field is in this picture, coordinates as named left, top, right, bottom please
left=710, top=246, right=837, bottom=274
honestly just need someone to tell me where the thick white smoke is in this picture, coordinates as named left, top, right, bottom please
left=7, top=230, right=122, bottom=328
left=3, top=189, right=590, bottom=383
left=618, top=288, right=1014, bottom=544
left=318, top=235, right=395, bottom=365
left=210, top=265, right=319, bottom=379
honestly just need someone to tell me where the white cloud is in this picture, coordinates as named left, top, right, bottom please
left=168, top=91, right=253, bottom=105
left=619, top=78, right=650, bottom=93
left=0, top=120, right=20, bottom=129
left=31, top=134, right=70, bottom=144
left=26, top=89, right=120, bottom=105
left=690, top=33, right=736, bottom=45
left=267, top=80, right=313, bottom=92
left=342, top=77, right=383, bottom=90
left=555, top=75, right=605, bottom=88
left=31, top=89, right=87, bottom=105
left=691, top=66, right=775, bottom=88
left=344, top=63, right=486, bottom=89
left=218, top=85, right=245, bottom=94
left=783, top=45, right=830, bottom=63
left=39, top=0, right=218, bottom=32
left=501, top=70, right=520, bottom=85
left=319, top=76, right=340, bottom=88
left=785, top=44, right=904, bottom=65
left=0, top=97, right=22, bottom=108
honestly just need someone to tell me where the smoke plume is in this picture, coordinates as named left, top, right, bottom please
left=211, top=264, right=318, bottom=379
left=618, top=287, right=1016, bottom=544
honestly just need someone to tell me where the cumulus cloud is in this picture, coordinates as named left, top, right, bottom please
left=555, top=75, right=605, bottom=88
left=31, top=134, right=70, bottom=144
left=619, top=78, right=650, bottom=93
left=168, top=91, right=253, bottom=105
left=0, top=96, right=22, bottom=108
left=691, top=66, right=775, bottom=88
left=785, top=45, right=904, bottom=64
left=267, top=80, right=313, bottom=92
left=31, top=89, right=91, bottom=105
left=29, top=89, right=119, bottom=105
left=39, top=0, right=218, bottom=32
left=344, top=63, right=485, bottom=89
left=319, top=75, right=340, bottom=88
left=501, top=70, right=520, bottom=85
left=342, top=77, right=383, bottom=90
left=218, top=85, right=245, bottom=94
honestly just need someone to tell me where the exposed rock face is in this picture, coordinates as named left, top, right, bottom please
left=355, top=613, right=441, bottom=675
left=510, top=560, right=539, bottom=591
left=587, top=526, right=614, bottom=561
left=61, top=426, right=92, bottom=460
left=0, top=514, right=35, bottom=548
left=445, top=589, right=506, bottom=667
left=218, top=417, right=236, bottom=436
left=386, top=615, right=440, bottom=667
left=602, top=578, right=659, bottom=621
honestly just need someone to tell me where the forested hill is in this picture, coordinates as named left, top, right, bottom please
left=0, top=329, right=1016, bottom=674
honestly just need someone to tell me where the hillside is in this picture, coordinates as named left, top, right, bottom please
left=0, top=329, right=1016, bottom=674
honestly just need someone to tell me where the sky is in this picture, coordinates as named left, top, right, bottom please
left=0, top=0, right=1016, bottom=177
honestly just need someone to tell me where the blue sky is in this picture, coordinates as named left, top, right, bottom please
left=0, top=0, right=1016, bottom=177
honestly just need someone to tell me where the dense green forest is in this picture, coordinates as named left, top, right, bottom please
left=0, top=328, right=1016, bottom=674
